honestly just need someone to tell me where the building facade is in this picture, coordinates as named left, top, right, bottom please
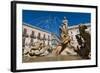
left=22, top=22, right=91, bottom=55
left=22, top=23, right=53, bottom=55
left=68, top=23, right=91, bottom=48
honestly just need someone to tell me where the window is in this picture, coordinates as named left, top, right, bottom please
left=23, top=28, right=28, bottom=37
left=23, top=28, right=27, bottom=34
left=77, top=30, right=79, bottom=33
left=22, top=38, right=25, bottom=47
left=71, top=31, right=73, bottom=34
left=30, top=31, right=35, bottom=38
left=48, top=35, right=50, bottom=41
left=22, top=28, right=27, bottom=47
left=43, top=34, right=46, bottom=40
left=37, top=33, right=41, bottom=39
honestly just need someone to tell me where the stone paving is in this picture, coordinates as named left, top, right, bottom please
left=22, top=54, right=82, bottom=63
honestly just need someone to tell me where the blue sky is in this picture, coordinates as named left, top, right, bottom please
left=22, top=10, right=91, bottom=36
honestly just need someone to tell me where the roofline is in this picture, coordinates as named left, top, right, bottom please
left=23, top=22, right=90, bottom=33
left=68, top=23, right=91, bottom=30
left=23, top=22, right=51, bottom=34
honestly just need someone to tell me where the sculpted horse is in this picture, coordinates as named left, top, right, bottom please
left=74, top=25, right=91, bottom=59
